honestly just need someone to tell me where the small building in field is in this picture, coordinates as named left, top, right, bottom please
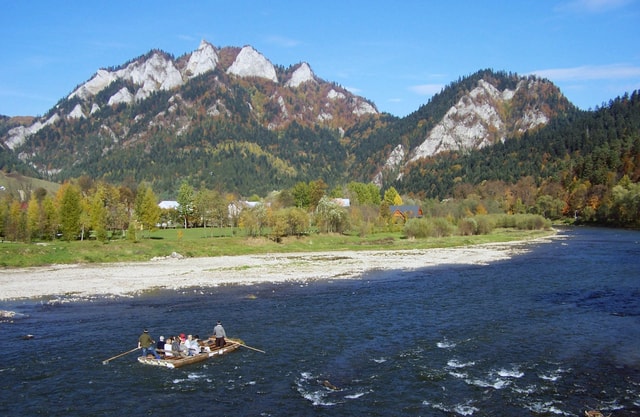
left=389, top=205, right=423, bottom=222
left=158, top=200, right=179, bottom=210
left=228, top=201, right=264, bottom=218
left=332, top=198, right=351, bottom=207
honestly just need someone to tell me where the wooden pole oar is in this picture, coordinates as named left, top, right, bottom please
left=102, top=346, right=140, bottom=364
left=229, top=341, right=265, bottom=353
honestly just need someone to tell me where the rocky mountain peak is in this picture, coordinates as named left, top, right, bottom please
left=68, top=50, right=182, bottom=104
left=371, top=72, right=568, bottom=187
left=407, top=77, right=554, bottom=163
left=184, top=40, right=219, bottom=78
left=408, top=78, right=511, bottom=162
left=286, top=62, right=315, bottom=87
left=227, top=46, right=278, bottom=82
left=128, top=52, right=183, bottom=100
left=1, top=40, right=379, bottom=162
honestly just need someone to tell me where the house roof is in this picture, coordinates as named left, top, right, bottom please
left=389, top=205, right=422, bottom=218
left=332, top=198, right=350, bottom=207
left=158, top=200, right=179, bottom=209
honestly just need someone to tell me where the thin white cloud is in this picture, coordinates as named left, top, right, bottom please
left=409, top=83, right=445, bottom=96
left=86, top=40, right=132, bottom=50
left=178, top=34, right=198, bottom=42
left=556, top=0, right=634, bottom=13
left=529, top=64, right=640, bottom=81
left=264, top=35, right=301, bottom=48
left=0, top=87, right=54, bottom=103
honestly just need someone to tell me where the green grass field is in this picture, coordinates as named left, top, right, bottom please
left=0, top=227, right=554, bottom=268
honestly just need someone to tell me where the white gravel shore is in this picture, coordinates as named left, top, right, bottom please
left=0, top=238, right=553, bottom=301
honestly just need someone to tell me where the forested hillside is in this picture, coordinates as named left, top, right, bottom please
left=0, top=42, right=378, bottom=197
left=345, top=70, right=573, bottom=185
left=395, top=90, right=640, bottom=226
left=1, top=57, right=639, bottom=231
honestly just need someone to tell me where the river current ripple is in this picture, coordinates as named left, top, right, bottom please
left=0, top=227, right=638, bottom=416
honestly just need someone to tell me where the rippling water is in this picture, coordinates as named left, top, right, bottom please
left=1, top=227, right=639, bottom=416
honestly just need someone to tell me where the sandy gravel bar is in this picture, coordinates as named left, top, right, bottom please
left=0, top=238, right=553, bottom=301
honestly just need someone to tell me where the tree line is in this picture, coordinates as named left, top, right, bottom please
left=1, top=172, right=553, bottom=245
left=0, top=179, right=160, bottom=242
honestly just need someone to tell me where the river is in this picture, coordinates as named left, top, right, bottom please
left=0, top=227, right=638, bottom=416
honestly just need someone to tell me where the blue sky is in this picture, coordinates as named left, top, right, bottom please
left=1, top=0, right=639, bottom=118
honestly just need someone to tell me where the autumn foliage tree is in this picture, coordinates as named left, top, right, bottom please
left=56, top=182, right=82, bottom=241
left=136, top=186, right=161, bottom=236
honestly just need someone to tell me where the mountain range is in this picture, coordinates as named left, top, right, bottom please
left=0, top=40, right=634, bottom=202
